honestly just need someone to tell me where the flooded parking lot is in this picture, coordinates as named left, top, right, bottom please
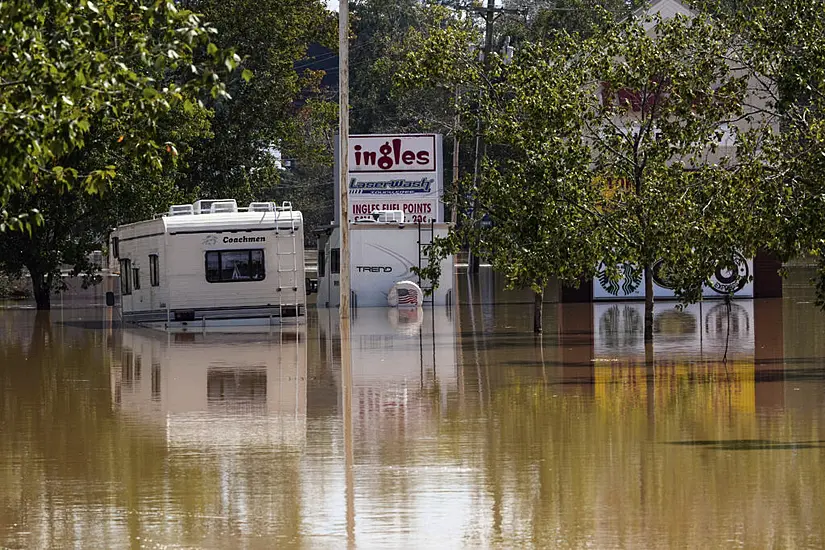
left=1, top=278, right=825, bottom=548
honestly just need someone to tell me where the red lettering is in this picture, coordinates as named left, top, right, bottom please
left=392, top=138, right=402, bottom=165
left=351, top=139, right=433, bottom=170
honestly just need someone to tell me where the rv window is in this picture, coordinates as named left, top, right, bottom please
left=205, top=249, right=266, bottom=283
left=318, top=250, right=325, bottom=277
left=111, top=237, right=120, bottom=259
left=133, top=267, right=141, bottom=290
left=330, top=248, right=340, bottom=274
left=149, top=254, right=159, bottom=287
left=119, top=259, right=131, bottom=295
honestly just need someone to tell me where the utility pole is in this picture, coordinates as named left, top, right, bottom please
left=467, top=0, right=524, bottom=273
left=451, top=84, right=461, bottom=226
left=337, top=5, right=355, bottom=547
left=339, top=0, right=350, bottom=321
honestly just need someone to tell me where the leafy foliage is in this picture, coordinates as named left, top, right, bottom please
left=176, top=0, right=336, bottom=202
left=0, top=106, right=212, bottom=308
left=0, top=0, right=239, bottom=231
left=717, top=0, right=825, bottom=305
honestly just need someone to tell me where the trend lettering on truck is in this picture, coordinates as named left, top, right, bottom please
left=353, top=138, right=430, bottom=170
left=222, top=235, right=266, bottom=243
left=356, top=266, right=393, bottom=273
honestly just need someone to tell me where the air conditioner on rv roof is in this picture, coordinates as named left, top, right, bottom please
left=192, top=199, right=237, bottom=214
left=210, top=200, right=237, bottom=214
left=169, top=204, right=194, bottom=216
left=249, top=202, right=274, bottom=212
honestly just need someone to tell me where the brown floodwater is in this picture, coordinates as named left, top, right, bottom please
left=2, top=274, right=825, bottom=549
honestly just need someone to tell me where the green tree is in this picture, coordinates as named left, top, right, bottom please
left=177, top=0, right=335, bottom=202
left=585, top=12, right=755, bottom=341
left=719, top=0, right=825, bottom=307
left=426, top=38, right=606, bottom=333
left=0, top=0, right=237, bottom=231
left=0, top=107, right=212, bottom=309
left=396, top=13, right=607, bottom=332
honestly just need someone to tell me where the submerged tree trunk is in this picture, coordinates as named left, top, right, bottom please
left=533, top=286, right=544, bottom=333
left=30, top=271, right=51, bottom=310
left=644, top=264, right=654, bottom=342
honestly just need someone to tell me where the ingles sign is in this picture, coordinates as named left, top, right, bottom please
left=349, top=135, right=436, bottom=172
left=336, top=134, right=443, bottom=224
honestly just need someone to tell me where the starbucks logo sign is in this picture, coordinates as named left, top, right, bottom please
left=708, top=252, right=749, bottom=294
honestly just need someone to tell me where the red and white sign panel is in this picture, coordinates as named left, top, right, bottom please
left=348, top=135, right=437, bottom=173
left=336, top=134, right=443, bottom=223
left=350, top=199, right=438, bottom=224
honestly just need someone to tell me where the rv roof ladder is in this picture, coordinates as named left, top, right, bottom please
left=274, top=202, right=301, bottom=324
left=417, top=220, right=435, bottom=304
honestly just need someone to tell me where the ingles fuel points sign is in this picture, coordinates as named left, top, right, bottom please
left=335, top=134, right=443, bottom=224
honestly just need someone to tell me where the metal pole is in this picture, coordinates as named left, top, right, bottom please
left=451, top=85, right=460, bottom=226
left=468, top=0, right=495, bottom=274
left=339, top=0, right=350, bottom=321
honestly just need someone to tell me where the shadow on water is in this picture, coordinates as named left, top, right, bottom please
left=665, top=439, right=825, bottom=450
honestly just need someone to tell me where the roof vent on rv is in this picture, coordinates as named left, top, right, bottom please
left=169, top=204, right=194, bottom=216
left=192, top=199, right=238, bottom=214
left=249, top=202, right=274, bottom=212
left=357, top=209, right=404, bottom=224
left=192, top=199, right=237, bottom=215
left=210, top=200, right=238, bottom=214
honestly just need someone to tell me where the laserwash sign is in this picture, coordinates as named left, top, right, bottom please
left=335, top=134, right=444, bottom=224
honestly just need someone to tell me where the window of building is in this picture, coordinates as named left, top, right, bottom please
left=111, top=237, right=120, bottom=259
left=330, top=248, right=340, bottom=274
left=119, top=259, right=131, bottom=295
left=205, top=250, right=265, bottom=283
left=149, top=254, right=160, bottom=287
left=318, top=250, right=326, bottom=277
left=133, top=267, right=140, bottom=290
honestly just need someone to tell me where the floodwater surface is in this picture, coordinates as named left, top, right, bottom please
left=2, top=287, right=825, bottom=548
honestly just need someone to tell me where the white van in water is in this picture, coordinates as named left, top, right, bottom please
left=109, top=200, right=306, bottom=330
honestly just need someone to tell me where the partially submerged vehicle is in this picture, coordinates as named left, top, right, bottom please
left=314, top=210, right=454, bottom=308
left=109, top=199, right=306, bottom=330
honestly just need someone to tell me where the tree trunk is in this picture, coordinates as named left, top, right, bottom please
left=644, top=263, right=654, bottom=342
left=31, top=271, right=51, bottom=310
left=533, top=286, right=544, bottom=333
left=469, top=252, right=480, bottom=273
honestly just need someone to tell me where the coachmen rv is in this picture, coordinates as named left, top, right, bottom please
left=109, top=200, right=306, bottom=330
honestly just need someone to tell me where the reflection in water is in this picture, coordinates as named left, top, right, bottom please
left=1, top=297, right=825, bottom=548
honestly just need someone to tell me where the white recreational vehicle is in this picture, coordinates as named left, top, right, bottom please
left=109, top=199, right=306, bottom=329
left=315, top=211, right=454, bottom=308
